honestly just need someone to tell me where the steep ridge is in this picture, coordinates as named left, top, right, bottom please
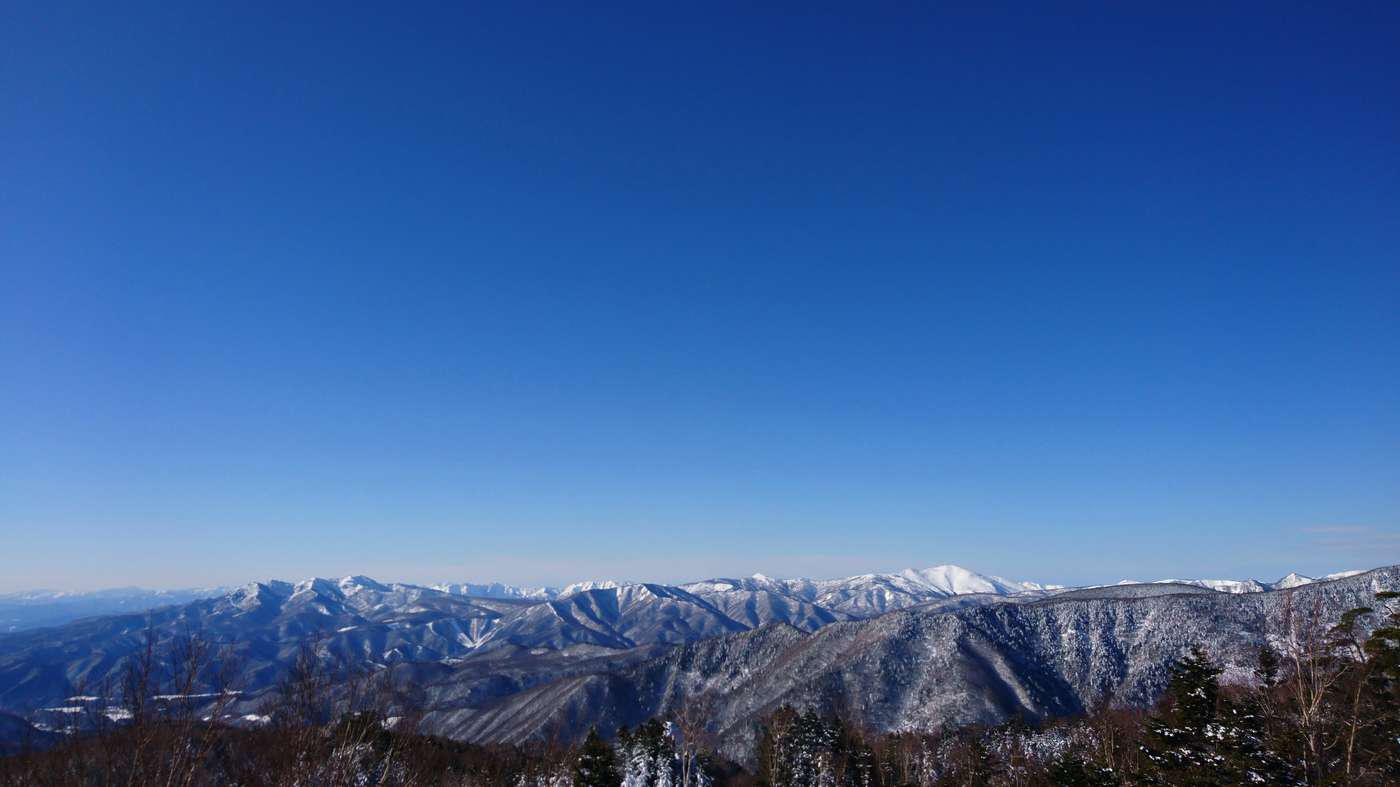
left=474, top=584, right=749, bottom=652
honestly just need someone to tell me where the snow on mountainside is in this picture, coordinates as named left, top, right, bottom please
left=558, top=579, right=625, bottom=597
left=682, top=565, right=1060, bottom=618
left=3, top=564, right=1394, bottom=745
left=898, top=565, right=1060, bottom=594
left=425, top=566, right=1400, bottom=754
left=427, top=565, right=1056, bottom=619
left=1148, top=578, right=1269, bottom=594
left=6, top=562, right=1359, bottom=635
left=432, top=582, right=557, bottom=600
left=0, top=567, right=1045, bottom=710
left=1113, top=569, right=1364, bottom=594
left=430, top=579, right=626, bottom=601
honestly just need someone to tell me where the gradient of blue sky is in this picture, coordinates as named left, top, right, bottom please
left=2, top=2, right=1398, bottom=591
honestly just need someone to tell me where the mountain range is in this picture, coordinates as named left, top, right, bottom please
left=2, top=562, right=1394, bottom=756
left=429, top=567, right=1400, bottom=759
left=1, top=564, right=1356, bottom=633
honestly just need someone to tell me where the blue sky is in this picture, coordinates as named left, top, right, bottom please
left=2, top=2, right=1397, bottom=591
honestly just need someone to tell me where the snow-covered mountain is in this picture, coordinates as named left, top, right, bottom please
left=558, top=579, right=626, bottom=596
left=4, top=562, right=1361, bottom=637
left=1115, top=569, right=1365, bottom=594
left=431, top=582, right=558, bottom=601
left=0, top=566, right=1047, bottom=710
left=2, top=564, right=1395, bottom=753
left=430, top=579, right=630, bottom=602
left=682, top=564, right=1059, bottom=618
left=425, top=566, right=1400, bottom=754
left=428, top=564, right=1055, bottom=615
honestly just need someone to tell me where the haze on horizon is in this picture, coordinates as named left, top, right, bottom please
left=2, top=3, right=1397, bottom=593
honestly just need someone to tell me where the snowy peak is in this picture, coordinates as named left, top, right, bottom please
left=1272, top=572, right=1315, bottom=589
left=338, top=575, right=392, bottom=594
left=558, top=579, right=624, bottom=598
left=895, top=564, right=1059, bottom=595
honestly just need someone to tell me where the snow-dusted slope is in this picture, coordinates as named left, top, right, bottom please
left=1113, top=569, right=1365, bottom=594
left=430, top=579, right=626, bottom=601
left=475, top=583, right=747, bottom=652
left=429, top=566, right=1400, bottom=754
left=1, top=564, right=1391, bottom=733
left=1150, top=578, right=1269, bottom=594
left=683, top=564, right=1059, bottom=618
left=433, top=582, right=558, bottom=601
left=558, top=579, right=625, bottom=597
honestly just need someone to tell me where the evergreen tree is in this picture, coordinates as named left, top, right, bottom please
left=1254, top=642, right=1281, bottom=689
left=756, top=707, right=844, bottom=787
left=1137, top=645, right=1291, bottom=786
left=574, top=727, right=621, bottom=787
left=619, top=719, right=677, bottom=787
left=789, top=710, right=837, bottom=787
left=1356, top=591, right=1400, bottom=782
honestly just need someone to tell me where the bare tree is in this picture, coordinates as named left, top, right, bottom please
left=1279, top=591, right=1350, bottom=783
left=671, top=690, right=716, bottom=787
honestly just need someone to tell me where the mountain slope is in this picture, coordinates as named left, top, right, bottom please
left=0, top=577, right=857, bottom=711
left=681, top=564, right=1057, bottom=618
left=0, top=578, right=515, bottom=710
left=423, top=566, right=1400, bottom=758
left=1, top=562, right=1382, bottom=736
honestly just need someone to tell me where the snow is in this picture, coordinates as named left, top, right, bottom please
left=559, top=579, right=625, bottom=597
left=1108, top=568, right=1365, bottom=593
left=153, top=691, right=241, bottom=700
left=433, top=581, right=559, bottom=600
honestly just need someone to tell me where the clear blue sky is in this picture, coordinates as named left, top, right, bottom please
left=2, top=2, right=1397, bottom=592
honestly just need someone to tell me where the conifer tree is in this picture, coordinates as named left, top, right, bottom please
left=574, top=727, right=621, bottom=787
left=1138, top=645, right=1290, bottom=786
left=1356, top=591, right=1400, bottom=782
left=1255, top=642, right=1281, bottom=689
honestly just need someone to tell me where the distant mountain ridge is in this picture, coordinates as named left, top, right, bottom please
left=3, top=563, right=1360, bottom=633
left=0, top=586, right=233, bottom=633
left=1112, top=569, right=1365, bottom=594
